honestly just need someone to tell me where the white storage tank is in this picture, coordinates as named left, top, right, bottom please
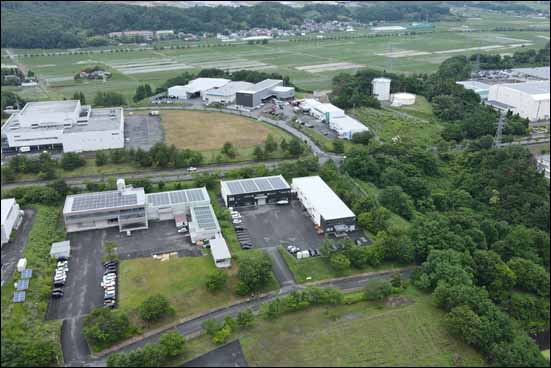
left=391, top=92, right=416, bottom=107
left=17, top=258, right=27, bottom=272
left=372, top=78, right=391, bottom=101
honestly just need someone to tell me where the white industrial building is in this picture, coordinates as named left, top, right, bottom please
left=487, top=81, right=550, bottom=121
left=63, top=180, right=231, bottom=268
left=372, top=77, right=391, bottom=101
left=168, top=78, right=231, bottom=100
left=456, top=80, right=491, bottom=100
left=203, top=81, right=254, bottom=105
left=235, top=79, right=294, bottom=108
left=1, top=198, right=23, bottom=246
left=300, top=99, right=369, bottom=140
left=390, top=92, right=416, bottom=107
left=1, top=100, right=124, bottom=153
left=291, top=176, right=356, bottom=234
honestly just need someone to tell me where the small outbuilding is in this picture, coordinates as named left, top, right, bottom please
left=50, top=240, right=71, bottom=259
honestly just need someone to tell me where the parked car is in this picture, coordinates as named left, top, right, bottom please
left=187, top=167, right=197, bottom=172
left=276, top=200, right=289, bottom=205
left=232, top=219, right=243, bottom=225
left=241, top=244, right=253, bottom=249
left=313, top=249, right=321, bottom=257
left=51, top=291, right=64, bottom=298
left=177, top=227, right=189, bottom=234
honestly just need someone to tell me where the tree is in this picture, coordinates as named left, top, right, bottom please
left=264, top=134, right=277, bottom=154
left=332, top=140, right=344, bottom=153
left=507, top=258, right=550, bottom=297
left=133, top=85, right=146, bottom=102
left=201, top=318, right=223, bottom=336
left=287, top=138, right=305, bottom=157
left=212, top=325, right=232, bottom=345
left=329, top=253, right=351, bottom=273
left=364, top=279, right=392, bottom=301
left=379, top=186, right=415, bottom=220
left=94, top=91, right=126, bottom=107
left=221, top=141, right=237, bottom=158
left=279, top=138, right=288, bottom=151
left=236, top=309, right=255, bottom=329
left=390, top=273, right=403, bottom=288
left=60, top=152, right=85, bottom=171
left=138, top=294, right=173, bottom=322
left=236, top=253, right=273, bottom=294
left=253, top=145, right=266, bottom=161
left=82, top=308, right=132, bottom=347
left=158, top=331, right=185, bottom=358
left=351, top=130, right=374, bottom=145
left=446, top=305, right=483, bottom=346
left=489, top=333, right=549, bottom=367
left=206, top=270, right=228, bottom=292
left=72, top=91, right=86, bottom=104
left=95, top=151, right=108, bottom=166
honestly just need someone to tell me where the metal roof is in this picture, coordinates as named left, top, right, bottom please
left=457, top=80, right=491, bottom=91
left=292, top=176, right=355, bottom=221
left=511, top=67, right=550, bottom=80
left=205, top=81, right=254, bottom=97
left=494, top=81, right=550, bottom=101
left=210, top=233, right=231, bottom=261
left=50, top=240, right=71, bottom=258
left=238, top=79, right=282, bottom=93
left=190, top=205, right=219, bottom=232
left=64, top=188, right=145, bottom=214
left=221, top=175, right=290, bottom=196
left=146, top=187, right=209, bottom=207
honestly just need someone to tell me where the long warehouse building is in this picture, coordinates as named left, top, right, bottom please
left=487, top=81, right=550, bottom=121
left=1, top=100, right=124, bottom=153
left=291, top=176, right=356, bottom=234
left=220, top=175, right=291, bottom=207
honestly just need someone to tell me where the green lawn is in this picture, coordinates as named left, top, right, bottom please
left=175, top=288, right=487, bottom=367
left=278, top=246, right=403, bottom=283
left=543, top=350, right=550, bottom=361
left=0, top=205, right=65, bottom=366
left=119, top=256, right=242, bottom=328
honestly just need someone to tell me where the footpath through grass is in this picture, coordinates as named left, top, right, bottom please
left=175, top=287, right=486, bottom=367
left=0, top=205, right=65, bottom=366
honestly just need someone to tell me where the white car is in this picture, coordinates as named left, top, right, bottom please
left=231, top=214, right=242, bottom=219
left=187, top=167, right=197, bottom=172
left=232, top=219, right=242, bottom=224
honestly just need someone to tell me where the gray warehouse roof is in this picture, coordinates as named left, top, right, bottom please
left=511, top=67, right=550, bottom=80
left=221, top=175, right=290, bottom=196
left=146, top=187, right=209, bottom=207
left=499, top=81, right=550, bottom=95
left=239, top=79, right=282, bottom=93
left=64, top=108, right=123, bottom=133
left=18, top=100, right=79, bottom=116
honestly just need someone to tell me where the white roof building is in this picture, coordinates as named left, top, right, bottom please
left=488, top=81, right=550, bottom=121
left=209, top=233, right=232, bottom=268
left=1, top=100, right=124, bottom=153
left=168, top=78, right=231, bottom=100
left=301, top=99, right=367, bottom=140
left=329, top=115, right=369, bottom=140
left=291, top=176, right=356, bottom=233
left=1, top=198, right=22, bottom=246
left=204, top=81, right=254, bottom=104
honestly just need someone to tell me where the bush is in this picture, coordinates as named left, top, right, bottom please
left=236, top=309, right=255, bottom=329
left=206, top=270, right=228, bottom=292
left=138, top=294, right=173, bottom=323
left=212, top=325, right=232, bottom=345
left=201, top=318, right=223, bottom=336
left=60, top=152, right=85, bottom=171
left=364, top=279, right=392, bottom=301
left=237, top=253, right=273, bottom=294
left=83, top=308, right=133, bottom=348
left=329, top=253, right=351, bottom=273
left=158, top=331, right=185, bottom=358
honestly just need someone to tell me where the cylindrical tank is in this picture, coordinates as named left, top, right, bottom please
left=391, top=92, right=416, bottom=106
left=372, top=78, right=391, bottom=101
left=117, top=178, right=126, bottom=191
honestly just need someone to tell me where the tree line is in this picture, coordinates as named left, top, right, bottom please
left=1, top=1, right=450, bottom=49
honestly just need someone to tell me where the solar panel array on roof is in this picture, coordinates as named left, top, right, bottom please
left=192, top=206, right=218, bottom=230
left=223, top=176, right=290, bottom=195
left=72, top=192, right=138, bottom=211
left=169, top=191, right=187, bottom=204
left=147, top=188, right=207, bottom=207
left=187, top=189, right=205, bottom=202
left=16, top=279, right=29, bottom=291
left=148, top=192, right=170, bottom=206
left=20, top=269, right=33, bottom=279
left=13, top=291, right=26, bottom=303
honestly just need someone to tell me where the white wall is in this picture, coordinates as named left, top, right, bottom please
left=1, top=201, right=20, bottom=245
left=6, top=128, right=63, bottom=148
left=488, top=85, right=550, bottom=121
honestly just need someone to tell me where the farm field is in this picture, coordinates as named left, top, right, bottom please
left=2, top=27, right=548, bottom=102
left=159, top=110, right=294, bottom=160
left=176, top=288, right=487, bottom=367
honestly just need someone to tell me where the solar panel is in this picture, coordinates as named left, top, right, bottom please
left=226, top=182, right=244, bottom=195
left=242, top=180, right=259, bottom=193
left=268, top=176, right=289, bottom=190
left=187, top=189, right=205, bottom=202
left=149, top=192, right=170, bottom=206
left=72, top=191, right=138, bottom=211
left=192, top=206, right=218, bottom=230
left=170, top=190, right=187, bottom=204
left=20, top=269, right=32, bottom=279
left=255, top=178, right=272, bottom=191
left=13, top=291, right=26, bottom=303
left=16, top=279, right=29, bottom=291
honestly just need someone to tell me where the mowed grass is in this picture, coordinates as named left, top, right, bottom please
left=177, top=288, right=486, bottom=367
left=118, top=256, right=241, bottom=327
left=160, top=110, right=292, bottom=151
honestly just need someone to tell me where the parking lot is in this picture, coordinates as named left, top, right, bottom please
left=239, top=201, right=324, bottom=250
left=124, top=113, right=164, bottom=150
left=0, top=209, right=35, bottom=287
left=46, top=221, right=201, bottom=321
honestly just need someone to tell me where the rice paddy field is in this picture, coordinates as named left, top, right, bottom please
left=2, top=12, right=548, bottom=104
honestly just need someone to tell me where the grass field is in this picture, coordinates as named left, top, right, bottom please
left=119, top=256, right=241, bottom=328
left=176, top=287, right=487, bottom=367
left=160, top=110, right=291, bottom=152
left=2, top=24, right=548, bottom=102
left=278, top=246, right=403, bottom=283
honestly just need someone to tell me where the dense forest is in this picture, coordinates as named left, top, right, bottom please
left=0, top=1, right=450, bottom=49
left=473, top=42, right=550, bottom=69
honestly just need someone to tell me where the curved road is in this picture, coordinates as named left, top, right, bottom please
left=79, top=267, right=414, bottom=367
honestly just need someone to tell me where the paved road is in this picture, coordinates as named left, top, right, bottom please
left=264, top=247, right=296, bottom=289
left=83, top=267, right=413, bottom=367
left=1, top=159, right=286, bottom=190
